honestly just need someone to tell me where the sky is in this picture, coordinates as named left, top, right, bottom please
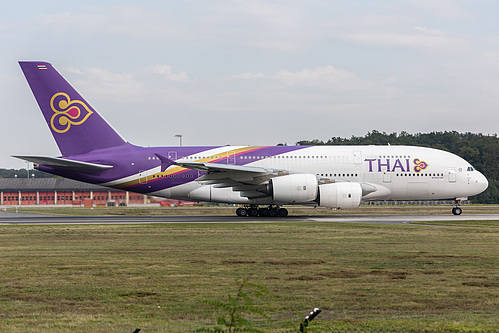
left=1, top=0, right=498, bottom=168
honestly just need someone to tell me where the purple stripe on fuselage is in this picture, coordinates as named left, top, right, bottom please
left=37, top=145, right=310, bottom=194
left=124, top=146, right=309, bottom=192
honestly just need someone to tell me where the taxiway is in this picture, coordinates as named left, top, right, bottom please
left=0, top=212, right=498, bottom=225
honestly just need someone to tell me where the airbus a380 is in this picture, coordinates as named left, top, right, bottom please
left=14, top=61, right=488, bottom=217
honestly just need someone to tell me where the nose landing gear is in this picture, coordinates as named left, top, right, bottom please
left=452, top=198, right=463, bottom=215
left=236, top=205, right=288, bottom=217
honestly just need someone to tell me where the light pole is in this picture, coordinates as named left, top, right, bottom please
left=175, top=134, right=182, bottom=146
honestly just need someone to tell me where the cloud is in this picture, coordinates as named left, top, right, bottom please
left=342, top=26, right=468, bottom=52
left=413, top=26, right=444, bottom=36
left=36, top=5, right=183, bottom=40
left=193, top=1, right=308, bottom=51
left=272, top=65, right=371, bottom=91
left=30, top=2, right=307, bottom=51
left=405, top=0, right=470, bottom=19
left=64, top=66, right=84, bottom=75
left=230, top=72, right=265, bottom=79
left=66, top=66, right=147, bottom=103
left=151, top=65, right=189, bottom=82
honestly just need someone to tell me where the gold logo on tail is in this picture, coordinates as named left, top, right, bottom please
left=50, top=92, right=93, bottom=133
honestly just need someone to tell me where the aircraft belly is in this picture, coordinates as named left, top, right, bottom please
left=406, top=182, right=429, bottom=199
left=209, top=187, right=274, bottom=205
left=387, top=180, right=406, bottom=199
left=149, top=183, right=195, bottom=202
left=151, top=182, right=274, bottom=205
left=187, top=185, right=211, bottom=201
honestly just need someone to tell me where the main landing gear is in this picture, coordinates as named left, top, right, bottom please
left=236, top=205, right=288, bottom=217
left=452, top=199, right=463, bottom=215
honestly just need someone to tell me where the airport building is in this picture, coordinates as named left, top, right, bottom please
left=0, top=178, right=147, bottom=206
left=0, top=178, right=467, bottom=207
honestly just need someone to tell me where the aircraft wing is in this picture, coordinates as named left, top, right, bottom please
left=175, top=161, right=287, bottom=199
left=175, top=161, right=267, bottom=173
left=12, top=155, right=113, bottom=172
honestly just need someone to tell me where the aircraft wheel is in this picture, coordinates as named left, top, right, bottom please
left=236, top=207, right=248, bottom=217
left=248, top=208, right=259, bottom=217
left=259, top=208, right=270, bottom=217
left=278, top=208, right=288, bottom=217
left=452, top=207, right=462, bottom=215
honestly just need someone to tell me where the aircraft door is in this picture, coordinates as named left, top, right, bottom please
left=353, top=151, right=362, bottom=164
left=168, top=151, right=177, bottom=161
left=227, top=151, right=236, bottom=164
left=383, top=171, right=391, bottom=183
left=139, top=170, right=147, bottom=184
left=448, top=169, right=457, bottom=183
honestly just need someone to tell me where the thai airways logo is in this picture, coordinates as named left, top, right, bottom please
left=365, top=157, right=429, bottom=173
left=50, top=92, right=93, bottom=133
left=413, top=158, right=429, bottom=173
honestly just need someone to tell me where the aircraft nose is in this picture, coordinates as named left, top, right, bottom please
left=475, top=172, right=489, bottom=194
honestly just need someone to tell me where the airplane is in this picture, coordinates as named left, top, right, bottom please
left=13, top=61, right=489, bottom=217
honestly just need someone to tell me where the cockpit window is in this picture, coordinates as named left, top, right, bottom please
left=467, top=166, right=475, bottom=171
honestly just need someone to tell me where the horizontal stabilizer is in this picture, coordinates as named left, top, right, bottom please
left=12, top=155, right=113, bottom=172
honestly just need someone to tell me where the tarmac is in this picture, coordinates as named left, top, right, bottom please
left=0, top=211, right=498, bottom=225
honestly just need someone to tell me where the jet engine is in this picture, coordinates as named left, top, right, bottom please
left=268, top=174, right=363, bottom=209
left=317, top=182, right=362, bottom=209
left=269, top=174, right=318, bottom=203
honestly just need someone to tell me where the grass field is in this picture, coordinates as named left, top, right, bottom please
left=0, top=212, right=498, bottom=331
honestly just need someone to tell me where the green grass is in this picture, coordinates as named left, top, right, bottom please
left=411, top=220, right=499, bottom=227
left=0, top=222, right=498, bottom=332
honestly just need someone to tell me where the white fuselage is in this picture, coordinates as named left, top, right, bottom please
left=150, top=145, right=489, bottom=205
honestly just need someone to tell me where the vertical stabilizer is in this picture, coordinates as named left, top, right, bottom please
left=19, top=61, right=127, bottom=156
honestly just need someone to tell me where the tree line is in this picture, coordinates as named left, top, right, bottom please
left=295, top=130, right=498, bottom=204
left=0, top=168, right=54, bottom=179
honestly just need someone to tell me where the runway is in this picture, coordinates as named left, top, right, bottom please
left=0, top=212, right=498, bottom=225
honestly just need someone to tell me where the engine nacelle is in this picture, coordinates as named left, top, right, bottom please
left=270, top=174, right=318, bottom=203
left=318, top=182, right=362, bottom=209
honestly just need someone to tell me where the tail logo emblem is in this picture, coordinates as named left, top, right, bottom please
left=50, top=92, right=93, bottom=133
left=413, top=158, right=429, bottom=173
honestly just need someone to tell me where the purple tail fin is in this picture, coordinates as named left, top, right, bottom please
left=19, top=61, right=128, bottom=156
